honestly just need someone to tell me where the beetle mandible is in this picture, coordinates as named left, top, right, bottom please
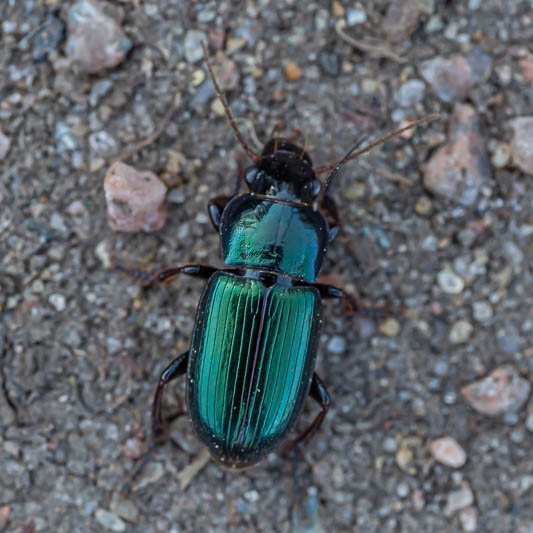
left=119, top=41, right=437, bottom=485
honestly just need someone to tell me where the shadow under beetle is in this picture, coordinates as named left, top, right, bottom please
left=120, top=42, right=436, bottom=485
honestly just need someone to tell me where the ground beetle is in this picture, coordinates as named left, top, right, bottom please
left=120, top=42, right=436, bottom=485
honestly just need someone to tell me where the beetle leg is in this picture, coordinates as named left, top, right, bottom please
left=314, top=283, right=403, bottom=319
left=283, top=372, right=331, bottom=452
left=122, top=351, right=189, bottom=495
left=114, top=262, right=218, bottom=286
left=207, top=171, right=243, bottom=230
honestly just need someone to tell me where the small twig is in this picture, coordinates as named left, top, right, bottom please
left=175, top=448, right=210, bottom=491
left=234, top=117, right=264, bottom=151
left=114, top=92, right=181, bottom=164
left=375, top=167, right=414, bottom=187
left=335, top=20, right=406, bottom=64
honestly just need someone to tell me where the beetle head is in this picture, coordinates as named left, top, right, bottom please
left=244, top=138, right=322, bottom=203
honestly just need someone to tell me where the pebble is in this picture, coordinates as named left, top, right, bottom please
left=318, top=46, right=340, bottom=77
left=49, top=293, right=66, bottom=311
left=449, top=320, right=473, bottom=344
left=424, top=104, right=490, bottom=205
left=0, top=131, right=11, bottom=159
left=346, top=9, right=367, bottom=26
left=284, top=60, right=302, bottom=81
left=419, top=48, right=492, bottom=103
left=0, top=506, right=10, bottom=529
left=191, top=69, right=205, bottom=87
left=94, top=509, right=126, bottom=532
left=490, top=142, right=511, bottom=168
left=89, top=131, right=118, bottom=157
left=104, top=162, right=168, bottom=232
left=122, top=437, right=143, bottom=459
left=398, top=79, right=426, bottom=107
left=184, top=30, right=207, bottom=63
left=496, top=336, right=519, bottom=354
left=526, top=412, right=533, bottom=432
left=134, top=462, right=164, bottom=490
left=89, top=79, right=114, bottom=107
left=459, top=506, right=478, bottom=532
left=67, top=200, right=85, bottom=216
left=32, top=15, right=65, bottom=61
left=66, top=0, right=132, bottom=73
left=379, top=318, right=401, bottom=337
left=327, top=335, right=346, bottom=354
left=211, top=98, right=225, bottom=117
left=444, top=485, right=474, bottom=516
left=110, top=498, right=139, bottom=522
left=396, top=482, right=410, bottom=498
left=211, top=55, right=239, bottom=91
left=461, top=365, right=531, bottom=416
left=437, top=269, right=465, bottom=294
left=414, top=196, right=432, bottom=215
left=383, top=0, right=434, bottom=43
left=429, top=437, right=466, bottom=468
left=472, top=300, right=493, bottom=322
left=510, top=116, right=533, bottom=175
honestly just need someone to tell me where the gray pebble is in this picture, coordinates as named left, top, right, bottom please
left=184, top=30, right=207, bottom=63
left=525, top=412, right=533, bottom=432
left=438, top=269, right=465, bottom=294
left=472, top=300, right=493, bottom=322
left=327, top=335, right=346, bottom=354
left=346, top=8, right=367, bottom=26
left=449, top=321, right=473, bottom=344
left=95, top=509, right=126, bottom=532
left=49, top=293, right=66, bottom=311
left=398, top=79, right=426, bottom=107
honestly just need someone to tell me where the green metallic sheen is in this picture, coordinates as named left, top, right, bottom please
left=186, top=271, right=321, bottom=467
left=221, top=194, right=328, bottom=282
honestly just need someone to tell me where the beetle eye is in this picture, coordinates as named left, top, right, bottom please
left=244, top=167, right=259, bottom=186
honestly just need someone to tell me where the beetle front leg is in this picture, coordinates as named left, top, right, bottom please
left=314, top=283, right=403, bottom=319
left=114, top=263, right=218, bottom=287
left=122, top=351, right=189, bottom=495
left=283, top=373, right=331, bottom=453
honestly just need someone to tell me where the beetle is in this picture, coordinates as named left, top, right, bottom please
left=119, top=42, right=436, bottom=486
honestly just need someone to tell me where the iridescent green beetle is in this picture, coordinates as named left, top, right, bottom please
left=121, top=43, right=436, bottom=484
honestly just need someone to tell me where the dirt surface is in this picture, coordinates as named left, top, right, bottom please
left=1, top=1, right=533, bottom=532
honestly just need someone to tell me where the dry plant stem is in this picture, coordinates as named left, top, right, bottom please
left=115, top=93, right=181, bottom=164
left=335, top=20, right=406, bottom=64
left=375, top=167, right=414, bottom=187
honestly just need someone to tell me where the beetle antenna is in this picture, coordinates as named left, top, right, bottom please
left=201, top=41, right=259, bottom=163
left=317, top=114, right=440, bottom=201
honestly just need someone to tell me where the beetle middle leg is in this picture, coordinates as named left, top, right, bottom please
left=122, top=351, right=189, bottom=494
left=283, top=372, right=331, bottom=453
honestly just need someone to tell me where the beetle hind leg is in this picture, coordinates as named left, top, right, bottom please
left=121, top=351, right=189, bottom=495
left=282, top=372, right=331, bottom=453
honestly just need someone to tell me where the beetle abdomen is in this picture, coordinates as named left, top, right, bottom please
left=186, top=271, right=321, bottom=468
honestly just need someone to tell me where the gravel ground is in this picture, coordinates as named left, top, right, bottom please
left=2, top=1, right=533, bottom=532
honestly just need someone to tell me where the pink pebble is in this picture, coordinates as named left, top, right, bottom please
left=461, top=365, right=531, bottom=416
left=66, top=0, right=132, bottom=73
left=104, top=161, right=168, bottom=232
left=510, top=116, right=533, bottom=176
left=429, top=437, right=466, bottom=468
